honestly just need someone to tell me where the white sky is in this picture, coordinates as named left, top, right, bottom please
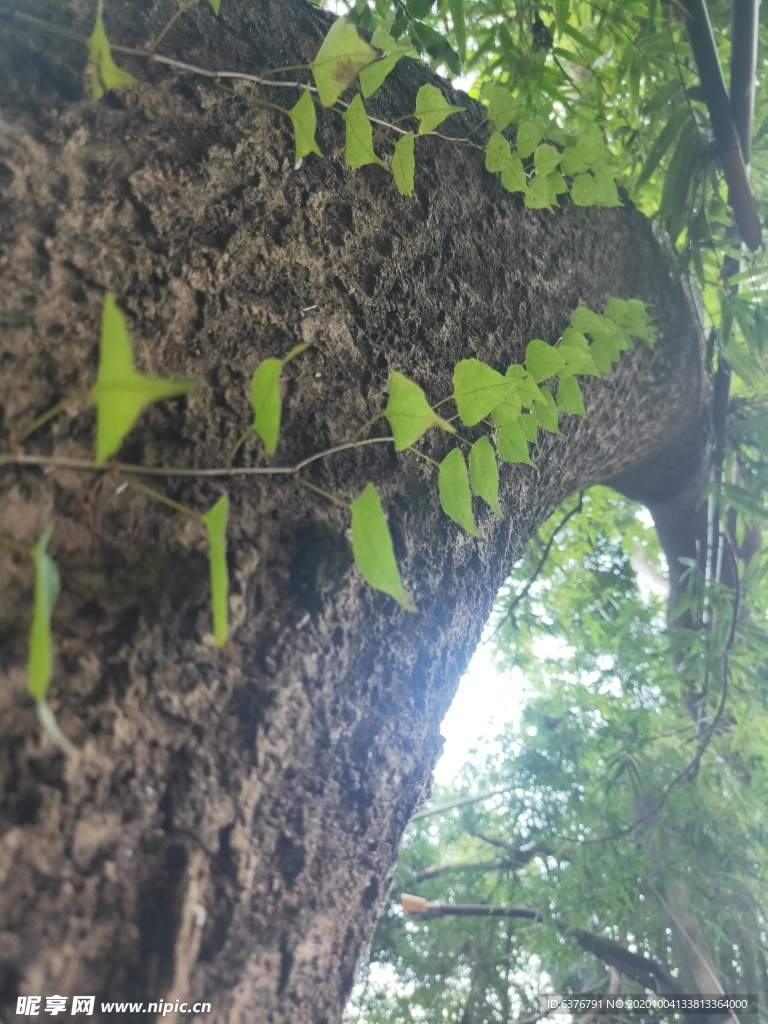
left=433, top=641, right=525, bottom=787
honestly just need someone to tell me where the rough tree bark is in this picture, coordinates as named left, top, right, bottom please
left=0, top=0, right=708, bottom=1021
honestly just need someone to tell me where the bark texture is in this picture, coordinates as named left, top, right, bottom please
left=0, top=1, right=708, bottom=1021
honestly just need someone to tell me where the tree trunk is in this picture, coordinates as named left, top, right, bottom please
left=0, top=0, right=708, bottom=1021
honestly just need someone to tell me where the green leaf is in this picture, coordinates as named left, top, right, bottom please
left=360, top=26, right=412, bottom=97
left=453, top=359, right=511, bottom=426
left=37, top=701, right=78, bottom=756
left=250, top=342, right=310, bottom=456
left=288, top=91, right=322, bottom=165
left=438, top=448, right=480, bottom=537
left=91, top=294, right=197, bottom=464
left=556, top=375, right=586, bottom=415
left=490, top=392, right=522, bottom=426
left=524, top=172, right=558, bottom=210
left=207, top=0, right=220, bottom=12
left=533, top=143, right=561, bottom=177
left=559, top=125, right=605, bottom=174
left=87, top=0, right=137, bottom=101
left=311, top=17, right=382, bottom=107
left=27, top=525, right=60, bottom=703
left=469, top=436, right=503, bottom=517
left=505, top=364, right=545, bottom=407
left=447, top=0, right=466, bottom=64
left=485, top=85, right=520, bottom=133
left=414, top=84, right=465, bottom=134
left=604, top=298, right=655, bottom=344
left=569, top=172, right=601, bottom=206
left=202, top=494, right=230, bottom=647
left=409, top=20, right=461, bottom=75
left=393, top=131, right=416, bottom=197
left=344, top=94, right=386, bottom=169
left=535, top=386, right=561, bottom=433
left=384, top=371, right=454, bottom=450
left=525, top=339, right=566, bottom=383
left=590, top=164, right=621, bottom=207
left=351, top=483, right=416, bottom=611
left=496, top=421, right=534, bottom=465
left=554, top=0, right=569, bottom=36
left=486, top=134, right=528, bottom=194
left=516, top=120, right=545, bottom=158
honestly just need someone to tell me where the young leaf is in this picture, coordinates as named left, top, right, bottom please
left=524, top=172, right=558, bottom=210
left=208, top=0, right=220, bottom=12
left=525, top=339, right=566, bottom=383
left=516, top=120, right=545, bottom=158
left=559, top=124, right=605, bottom=174
left=91, top=294, right=197, bottom=464
left=535, top=386, right=561, bottom=433
left=27, top=525, right=60, bottom=703
left=556, top=376, right=586, bottom=416
left=533, top=143, right=561, bottom=177
left=384, top=371, right=454, bottom=450
left=505, top=364, right=545, bottom=407
left=393, top=131, right=416, bottom=197
left=288, top=91, right=322, bottom=165
left=469, top=436, right=503, bottom=517
left=485, top=85, right=520, bottom=133
left=311, top=17, right=382, bottom=107
left=604, top=298, right=655, bottom=344
left=518, top=411, right=539, bottom=442
left=87, top=0, right=137, bottom=101
left=250, top=342, right=310, bottom=456
left=344, top=94, right=386, bottom=169
left=202, top=494, right=230, bottom=647
left=490, top=392, right=522, bottom=426
left=438, top=448, right=480, bottom=537
left=414, top=84, right=465, bottom=135
left=485, top=133, right=527, bottom=194
left=350, top=484, right=416, bottom=611
left=453, top=359, right=511, bottom=426
left=360, top=26, right=413, bottom=98
left=496, top=421, right=534, bottom=465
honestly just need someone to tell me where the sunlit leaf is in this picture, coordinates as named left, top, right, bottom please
left=497, top=421, right=534, bottom=465
left=91, top=294, right=196, bottom=464
left=344, top=94, right=386, bottom=169
left=525, top=339, right=566, bottom=383
left=360, top=25, right=413, bottom=97
left=202, top=494, right=230, bottom=647
left=453, top=359, right=511, bottom=426
left=469, top=436, right=503, bottom=517
left=27, top=525, right=60, bottom=703
left=250, top=342, right=310, bottom=456
left=385, top=371, right=454, bottom=450
left=87, top=0, right=137, bottom=101
left=288, top=91, right=322, bottom=165
left=393, top=131, right=416, bottom=197
left=311, top=17, right=382, bottom=107
left=351, top=483, right=416, bottom=611
left=438, top=448, right=480, bottom=537
left=414, top=83, right=464, bottom=134
left=556, top=376, right=586, bottom=416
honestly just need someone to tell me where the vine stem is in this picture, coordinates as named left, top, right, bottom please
left=121, top=477, right=203, bottom=521
left=295, top=477, right=350, bottom=510
left=10, top=391, right=91, bottom=446
left=0, top=435, right=395, bottom=479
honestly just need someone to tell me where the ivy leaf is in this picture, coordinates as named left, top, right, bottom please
left=604, top=298, right=655, bottom=344
left=496, top=422, right=534, bottom=465
left=250, top=342, right=310, bottom=456
left=505, top=364, right=545, bottom=407
left=556, top=376, right=586, bottom=416
left=485, top=85, right=520, bottom=133
left=516, top=119, right=546, bottom=158
left=525, top=339, right=566, bottom=383
left=202, top=494, right=230, bottom=647
left=524, top=172, right=558, bottom=210
left=311, top=17, right=382, bottom=107
left=490, top=392, right=522, bottom=426
left=485, top=134, right=527, bottom=194
left=533, top=143, right=561, bottom=177
left=208, top=0, right=220, bottom=12
left=469, top=436, right=503, bottom=517
left=438, top=448, right=480, bottom=537
left=536, top=387, right=561, bottom=433
left=27, top=524, right=60, bottom=703
left=393, top=131, right=416, bottom=197
left=351, top=484, right=416, bottom=611
left=571, top=168, right=620, bottom=207
left=414, top=84, right=465, bottom=134
left=384, top=371, right=454, bottom=450
left=559, top=124, right=605, bottom=174
left=344, top=94, right=386, bottom=169
left=87, top=0, right=137, bottom=101
left=288, top=91, right=322, bottom=165
left=360, top=26, right=412, bottom=97
left=92, top=294, right=197, bottom=465
left=453, top=359, right=511, bottom=426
